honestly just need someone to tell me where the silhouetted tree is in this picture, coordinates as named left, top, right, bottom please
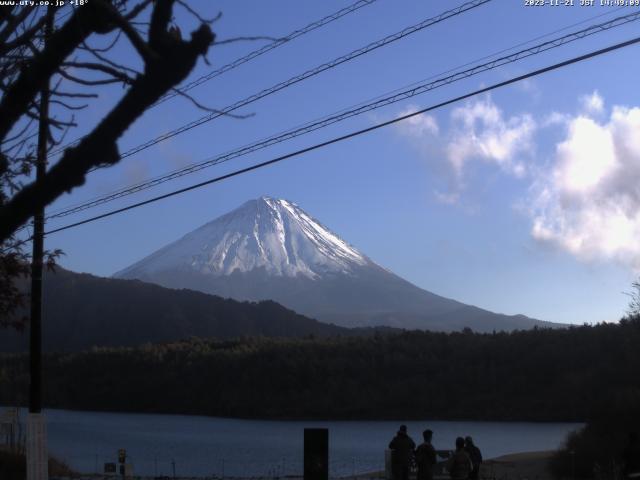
left=0, top=1, right=214, bottom=241
left=0, top=0, right=216, bottom=326
left=625, top=278, right=640, bottom=319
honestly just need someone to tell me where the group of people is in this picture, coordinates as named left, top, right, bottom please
left=388, top=425, right=482, bottom=480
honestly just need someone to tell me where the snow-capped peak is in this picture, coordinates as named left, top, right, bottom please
left=115, top=196, right=370, bottom=280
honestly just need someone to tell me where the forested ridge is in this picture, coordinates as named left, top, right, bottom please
left=0, top=268, right=349, bottom=352
left=1, top=319, right=639, bottom=421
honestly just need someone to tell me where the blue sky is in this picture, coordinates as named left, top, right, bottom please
left=33, top=0, right=640, bottom=325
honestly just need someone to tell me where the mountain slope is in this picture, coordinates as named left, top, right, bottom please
left=115, top=196, right=559, bottom=332
left=0, top=268, right=348, bottom=353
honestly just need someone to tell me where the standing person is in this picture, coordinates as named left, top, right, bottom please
left=464, top=436, right=482, bottom=480
left=446, top=437, right=472, bottom=480
left=415, top=429, right=437, bottom=480
left=389, top=425, right=416, bottom=480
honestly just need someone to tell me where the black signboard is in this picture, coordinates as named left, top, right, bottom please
left=304, top=428, right=328, bottom=480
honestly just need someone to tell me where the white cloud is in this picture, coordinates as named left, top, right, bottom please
left=580, top=90, right=605, bottom=115
left=445, top=96, right=536, bottom=177
left=531, top=105, right=640, bottom=270
left=395, top=98, right=536, bottom=204
left=542, top=111, right=571, bottom=127
left=434, top=190, right=460, bottom=205
left=397, top=91, right=640, bottom=271
left=397, top=97, right=536, bottom=178
left=397, top=107, right=439, bottom=136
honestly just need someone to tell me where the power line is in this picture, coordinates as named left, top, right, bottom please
left=117, top=0, right=491, bottom=160
left=2, top=31, right=637, bottom=254
left=46, top=0, right=379, bottom=158
left=154, top=0, right=379, bottom=107
left=39, top=34, right=640, bottom=239
left=49, top=0, right=492, bottom=165
left=372, top=4, right=627, bottom=101
left=44, top=5, right=628, bottom=217
left=43, top=10, right=640, bottom=221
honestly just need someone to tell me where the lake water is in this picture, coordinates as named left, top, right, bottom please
left=16, top=408, right=581, bottom=477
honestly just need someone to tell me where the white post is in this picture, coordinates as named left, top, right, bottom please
left=27, top=413, right=48, bottom=480
left=384, top=449, right=393, bottom=480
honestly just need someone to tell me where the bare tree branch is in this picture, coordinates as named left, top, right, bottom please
left=80, top=30, right=122, bottom=53
left=24, top=109, right=77, bottom=129
left=50, top=120, right=74, bottom=147
left=50, top=99, right=89, bottom=111
left=99, top=1, right=157, bottom=63
left=57, top=68, right=126, bottom=86
left=0, top=3, right=115, bottom=141
left=0, top=12, right=48, bottom=56
left=0, top=2, right=215, bottom=241
left=0, top=6, right=33, bottom=45
left=124, top=0, right=154, bottom=21
left=176, top=1, right=221, bottom=25
left=62, top=61, right=135, bottom=84
left=2, top=117, right=35, bottom=145
left=51, top=90, right=99, bottom=99
left=81, top=42, right=142, bottom=76
left=171, top=87, right=254, bottom=118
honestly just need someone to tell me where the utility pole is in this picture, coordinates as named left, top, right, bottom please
left=27, top=8, right=53, bottom=480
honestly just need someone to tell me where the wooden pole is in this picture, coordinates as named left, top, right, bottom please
left=27, top=9, right=53, bottom=480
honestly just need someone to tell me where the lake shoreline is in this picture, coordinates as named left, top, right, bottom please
left=55, top=451, right=556, bottom=480
left=3, top=403, right=587, bottom=424
left=6, top=408, right=577, bottom=478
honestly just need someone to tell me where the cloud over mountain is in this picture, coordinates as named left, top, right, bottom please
left=531, top=101, right=640, bottom=270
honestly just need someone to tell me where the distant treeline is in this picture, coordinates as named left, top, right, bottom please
left=548, top=317, right=640, bottom=479
left=1, top=318, right=639, bottom=421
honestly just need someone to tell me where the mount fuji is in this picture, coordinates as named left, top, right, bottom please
left=114, top=197, right=556, bottom=332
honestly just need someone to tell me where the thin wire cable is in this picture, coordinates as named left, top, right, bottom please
left=2, top=32, right=637, bottom=254
left=42, top=10, right=640, bottom=221
left=36, top=34, right=640, bottom=239
left=44, top=5, right=628, bottom=217
left=118, top=0, right=491, bottom=160
left=48, top=0, right=492, bottom=164
left=46, top=0, right=379, bottom=158
left=155, top=0, right=379, bottom=106
left=353, top=4, right=627, bottom=106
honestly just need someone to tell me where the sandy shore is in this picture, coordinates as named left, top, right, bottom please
left=353, top=450, right=555, bottom=480
left=480, top=451, right=554, bottom=480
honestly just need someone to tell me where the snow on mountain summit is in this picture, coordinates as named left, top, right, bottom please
left=113, top=196, right=552, bottom=332
left=115, top=196, right=369, bottom=280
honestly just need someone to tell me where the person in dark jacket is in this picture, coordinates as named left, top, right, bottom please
left=389, top=425, right=416, bottom=480
left=415, top=429, right=437, bottom=480
left=446, top=437, right=472, bottom=480
left=464, top=436, right=482, bottom=480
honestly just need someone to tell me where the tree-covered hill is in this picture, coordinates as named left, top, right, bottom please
left=1, top=319, right=639, bottom=421
left=0, top=268, right=348, bottom=352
